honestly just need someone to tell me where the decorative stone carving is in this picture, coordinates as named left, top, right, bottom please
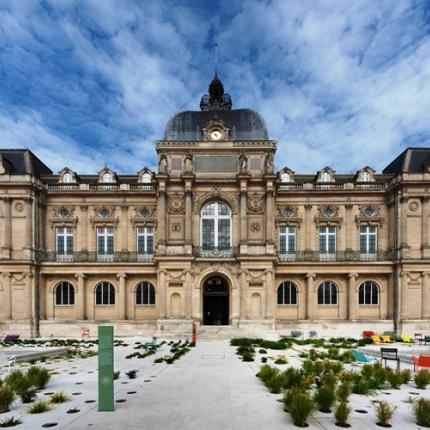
left=158, top=153, right=167, bottom=173
left=183, top=152, right=193, bottom=172
left=250, top=223, right=260, bottom=232
left=264, top=152, right=274, bottom=174
left=202, top=118, right=230, bottom=141
left=168, top=193, right=185, bottom=214
left=193, top=188, right=239, bottom=214
left=239, top=153, right=248, bottom=174
left=247, top=192, right=265, bottom=214
left=15, top=202, right=24, bottom=213
left=409, top=200, right=420, bottom=212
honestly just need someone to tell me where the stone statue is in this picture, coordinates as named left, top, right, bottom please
left=184, top=152, right=193, bottom=173
left=239, top=153, right=248, bottom=173
left=158, top=153, right=167, bottom=173
left=265, top=152, right=274, bottom=173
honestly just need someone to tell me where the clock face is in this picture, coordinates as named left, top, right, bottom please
left=210, top=130, right=222, bottom=140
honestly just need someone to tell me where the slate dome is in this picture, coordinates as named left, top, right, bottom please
left=163, top=74, right=269, bottom=141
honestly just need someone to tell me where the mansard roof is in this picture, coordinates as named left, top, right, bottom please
left=383, top=147, right=430, bottom=174
left=0, top=149, right=52, bottom=176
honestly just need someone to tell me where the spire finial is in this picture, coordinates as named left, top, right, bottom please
left=214, top=43, right=218, bottom=76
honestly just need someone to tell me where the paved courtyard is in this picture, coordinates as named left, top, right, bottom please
left=1, top=338, right=430, bottom=429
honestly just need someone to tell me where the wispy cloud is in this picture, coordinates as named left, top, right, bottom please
left=0, top=0, right=429, bottom=174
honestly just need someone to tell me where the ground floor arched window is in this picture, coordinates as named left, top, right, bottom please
left=359, top=281, right=379, bottom=305
left=55, top=281, right=75, bottom=305
left=318, top=281, right=338, bottom=305
left=135, top=282, right=155, bottom=305
left=277, top=281, right=298, bottom=305
left=95, top=282, right=115, bottom=305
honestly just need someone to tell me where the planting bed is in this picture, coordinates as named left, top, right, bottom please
left=0, top=337, right=192, bottom=429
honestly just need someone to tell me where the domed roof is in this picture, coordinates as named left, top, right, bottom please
left=163, top=74, right=269, bottom=141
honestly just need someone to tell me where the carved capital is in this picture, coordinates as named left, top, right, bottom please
left=116, top=273, right=127, bottom=280
left=347, top=273, right=358, bottom=280
left=75, top=273, right=86, bottom=280
left=306, top=273, right=316, bottom=279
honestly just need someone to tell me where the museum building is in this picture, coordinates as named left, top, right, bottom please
left=0, top=74, right=429, bottom=338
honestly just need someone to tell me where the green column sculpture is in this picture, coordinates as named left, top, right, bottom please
left=98, top=325, right=114, bottom=411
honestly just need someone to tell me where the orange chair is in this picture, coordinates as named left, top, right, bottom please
left=412, top=354, right=430, bottom=372
left=81, top=328, right=90, bottom=339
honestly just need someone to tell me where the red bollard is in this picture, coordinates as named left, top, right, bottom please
left=192, top=322, right=197, bottom=345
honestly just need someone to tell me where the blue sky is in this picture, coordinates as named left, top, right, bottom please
left=0, top=0, right=430, bottom=174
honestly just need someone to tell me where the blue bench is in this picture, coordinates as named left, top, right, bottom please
left=352, top=350, right=375, bottom=363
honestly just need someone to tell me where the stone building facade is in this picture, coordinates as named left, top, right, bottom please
left=0, top=74, right=429, bottom=338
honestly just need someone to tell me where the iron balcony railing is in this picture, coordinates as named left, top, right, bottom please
left=278, top=250, right=393, bottom=262
left=277, top=182, right=386, bottom=191
left=193, top=246, right=238, bottom=258
left=46, top=183, right=155, bottom=191
left=36, top=251, right=154, bottom=263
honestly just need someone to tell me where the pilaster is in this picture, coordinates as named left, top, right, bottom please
left=75, top=273, right=86, bottom=320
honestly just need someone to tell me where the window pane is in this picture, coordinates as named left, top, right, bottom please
left=290, top=285, right=297, bottom=305
left=331, top=283, right=337, bottom=304
left=359, top=286, right=364, bottom=304
left=218, top=219, right=230, bottom=248
left=136, top=284, right=142, bottom=305
left=279, top=236, right=287, bottom=253
left=318, top=285, right=324, bottom=304
left=277, top=286, right=284, bottom=304
left=217, top=202, right=229, bottom=216
left=202, top=219, right=215, bottom=249
left=96, top=285, right=102, bottom=305
left=328, top=233, right=336, bottom=253
left=146, top=236, right=154, bottom=253
left=149, top=285, right=155, bottom=304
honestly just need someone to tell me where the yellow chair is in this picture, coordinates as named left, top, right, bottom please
left=382, top=336, right=394, bottom=343
left=401, top=335, right=415, bottom=343
left=372, top=335, right=382, bottom=344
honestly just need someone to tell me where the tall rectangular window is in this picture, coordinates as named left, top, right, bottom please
left=97, top=227, right=114, bottom=261
left=279, top=226, right=296, bottom=253
left=360, top=225, right=377, bottom=259
left=56, top=227, right=73, bottom=261
left=319, top=226, right=336, bottom=260
left=137, top=226, right=154, bottom=256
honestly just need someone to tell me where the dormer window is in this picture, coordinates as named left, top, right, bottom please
left=279, top=168, right=295, bottom=183
left=281, top=172, right=291, bottom=183
left=58, top=167, right=77, bottom=184
left=322, top=172, right=330, bottom=182
left=63, top=172, right=72, bottom=183
left=102, top=172, right=113, bottom=183
left=142, top=173, right=151, bottom=183
left=356, top=166, right=375, bottom=183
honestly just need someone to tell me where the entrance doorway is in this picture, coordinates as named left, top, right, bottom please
left=203, top=276, right=229, bottom=325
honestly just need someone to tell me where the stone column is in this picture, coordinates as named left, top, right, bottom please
left=239, top=270, right=247, bottom=319
left=79, top=205, right=88, bottom=251
left=347, top=273, right=358, bottom=320
left=46, top=278, right=54, bottom=320
left=2, top=197, right=12, bottom=251
left=157, top=188, right=166, bottom=254
left=305, top=273, right=315, bottom=319
left=75, top=273, right=86, bottom=320
left=185, top=189, right=192, bottom=244
left=240, top=189, right=248, bottom=245
left=117, top=273, right=127, bottom=320
left=400, top=196, right=408, bottom=248
left=304, top=204, right=312, bottom=251
left=184, top=270, right=192, bottom=319
left=120, top=205, right=128, bottom=252
left=421, top=196, right=430, bottom=252
left=400, top=272, right=409, bottom=319
left=158, top=270, right=167, bottom=318
left=345, top=204, right=353, bottom=251
left=422, top=272, right=430, bottom=318
left=24, top=197, right=33, bottom=250
left=265, top=189, right=274, bottom=243
left=2, top=273, right=12, bottom=319
left=265, top=269, right=274, bottom=318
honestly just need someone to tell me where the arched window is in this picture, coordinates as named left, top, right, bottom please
left=141, top=172, right=151, bottom=183
left=277, top=281, right=298, bottom=305
left=55, top=281, right=75, bottom=305
left=135, top=282, right=155, bottom=305
left=362, top=171, right=370, bottom=182
left=201, top=201, right=232, bottom=250
left=322, top=171, right=331, bottom=182
left=95, top=282, right=115, bottom=305
left=102, top=172, right=113, bottom=183
left=318, top=281, right=338, bottom=305
left=359, top=281, right=379, bottom=305
left=63, top=172, right=72, bottom=183
left=280, top=172, right=291, bottom=183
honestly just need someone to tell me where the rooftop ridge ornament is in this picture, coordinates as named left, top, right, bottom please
left=200, top=43, right=232, bottom=111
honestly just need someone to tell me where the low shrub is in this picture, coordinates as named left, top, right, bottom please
left=282, top=367, right=303, bottom=389
left=126, top=370, right=138, bottom=379
left=259, top=349, right=267, bottom=354
left=26, top=366, right=51, bottom=390
left=50, top=391, right=70, bottom=404
left=374, top=400, right=396, bottom=427
left=283, top=387, right=301, bottom=412
left=266, top=374, right=283, bottom=394
left=300, top=375, right=315, bottom=390
left=385, top=369, right=403, bottom=389
left=0, top=416, right=22, bottom=427
left=415, top=369, right=430, bottom=389
left=289, top=390, right=315, bottom=427
left=400, top=369, right=411, bottom=384
left=257, top=365, right=278, bottom=384
left=274, top=357, right=287, bottom=365
left=27, top=400, right=51, bottom=414
left=0, top=386, right=15, bottom=413
left=241, top=352, right=254, bottom=362
left=412, top=397, right=430, bottom=427
left=314, top=384, right=336, bottom=413
left=334, top=401, right=351, bottom=427
left=113, top=371, right=120, bottom=380
left=352, top=377, right=372, bottom=395
left=153, top=357, right=163, bottom=363
left=336, top=381, right=352, bottom=402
